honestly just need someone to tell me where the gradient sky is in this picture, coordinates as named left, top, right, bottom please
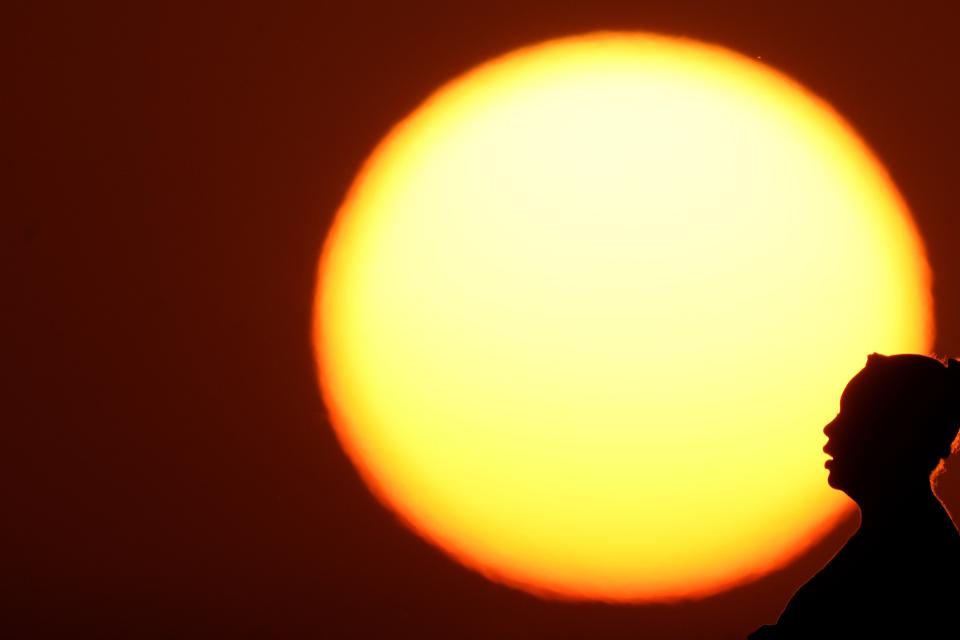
left=5, top=2, right=960, bottom=638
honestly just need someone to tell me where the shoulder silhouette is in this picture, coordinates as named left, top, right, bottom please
left=749, top=353, right=960, bottom=638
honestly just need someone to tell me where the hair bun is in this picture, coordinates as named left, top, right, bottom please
left=946, top=359, right=960, bottom=456
left=948, top=358, right=960, bottom=374
left=948, top=358, right=960, bottom=383
left=867, top=352, right=889, bottom=366
left=947, top=358, right=960, bottom=417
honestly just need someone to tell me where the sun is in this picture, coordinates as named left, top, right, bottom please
left=314, top=32, right=933, bottom=601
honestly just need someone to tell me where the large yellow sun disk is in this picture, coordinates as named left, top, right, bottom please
left=315, top=33, right=933, bottom=601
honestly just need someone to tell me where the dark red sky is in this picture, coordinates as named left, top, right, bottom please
left=5, top=2, right=960, bottom=638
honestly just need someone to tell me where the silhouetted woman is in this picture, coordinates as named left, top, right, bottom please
left=749, top=353, right=960, bottom=638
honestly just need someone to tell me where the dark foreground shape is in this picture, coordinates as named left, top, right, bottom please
left=749, top=353, right=960, bottom=638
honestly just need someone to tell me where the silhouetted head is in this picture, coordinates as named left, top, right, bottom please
left=823, top=353, right=960, bottom=503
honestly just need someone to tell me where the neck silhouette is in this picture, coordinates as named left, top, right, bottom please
left=856, top=480, right=939, bottom=527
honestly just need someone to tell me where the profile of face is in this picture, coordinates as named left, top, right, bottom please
left=822, top=353, right=959, bottom=503
left=822, top=366, right=890, bottom=499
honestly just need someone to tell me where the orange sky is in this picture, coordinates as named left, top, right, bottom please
left=5, top=2, right=960, bottom=638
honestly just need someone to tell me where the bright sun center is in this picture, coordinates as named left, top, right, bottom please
left=314, top=32, right=933, bottom=601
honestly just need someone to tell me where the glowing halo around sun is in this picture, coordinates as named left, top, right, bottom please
left=314, top=32, right=933, bottom=601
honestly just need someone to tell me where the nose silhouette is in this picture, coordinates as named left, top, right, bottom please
left=823, top=417, right=837, bottom=437
left=822, top=417, right=838, bottom=455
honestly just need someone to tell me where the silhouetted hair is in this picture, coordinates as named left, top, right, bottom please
left=863, top=353, right=960, bottom=480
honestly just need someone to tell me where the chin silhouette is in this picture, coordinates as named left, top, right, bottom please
left=749, top=353, right=960, bottom=639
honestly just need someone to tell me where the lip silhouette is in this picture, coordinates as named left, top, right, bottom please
left=823, top=443, right=834, bottom=468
